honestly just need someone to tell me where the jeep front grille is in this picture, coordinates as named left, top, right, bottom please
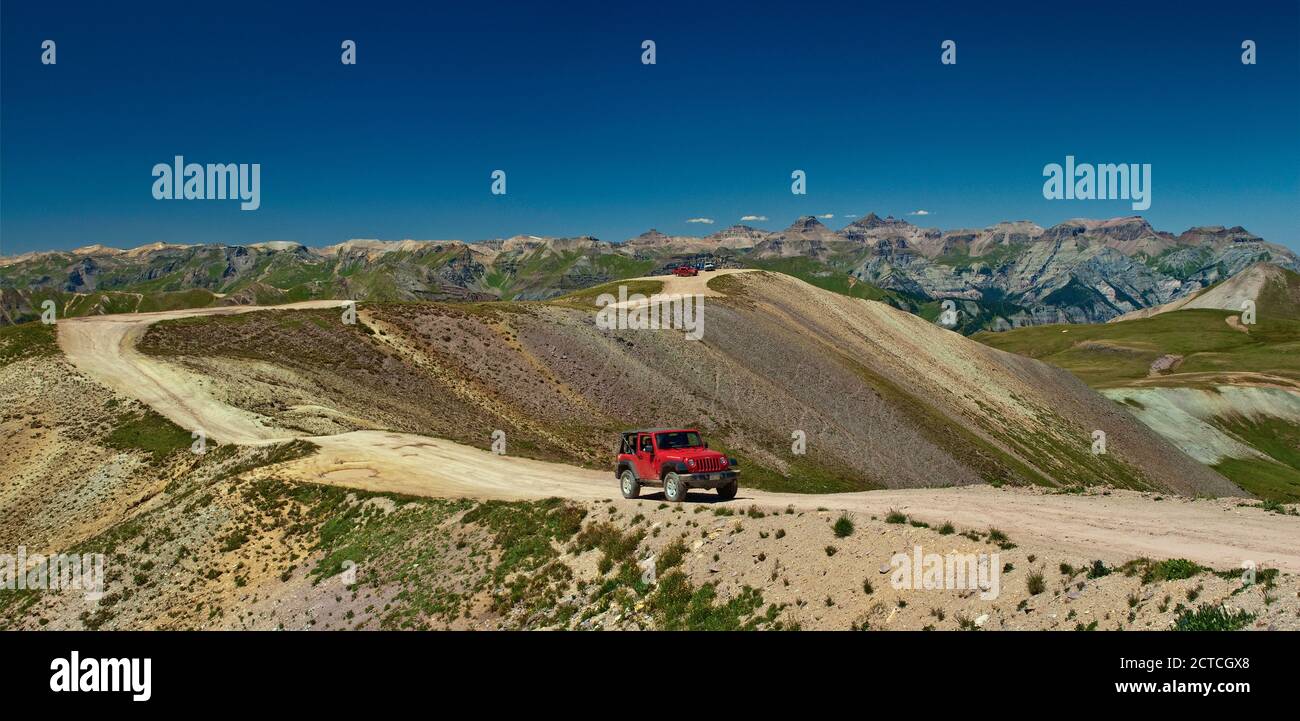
left=695, top=457, right=722, bottom=473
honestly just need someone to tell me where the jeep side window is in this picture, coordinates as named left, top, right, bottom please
left=639, top=436, right=653, bottom=454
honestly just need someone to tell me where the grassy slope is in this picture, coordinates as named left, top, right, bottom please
left=975, top=306, right=1300, bottom=500
left=974, top=309, right=1300, bottom=388
left=0, top=322, right=59, bottom=366
left=1208, top=415, right=1300, bottom=501
left=549, top=279, right=665, bottom=309
left=494, top=248, right=655, bottom=301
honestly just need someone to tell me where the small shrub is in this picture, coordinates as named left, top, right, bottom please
left=656, top=538, right=688, bottom=575
left=1086, top=560, right=1111, bottom=579
left=1138, top=558, right=1205, bottom=584
left=1026, top=571, right=1045, bottom=595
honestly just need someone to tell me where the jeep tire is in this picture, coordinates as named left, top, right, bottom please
left=620, top=470, right=640, bottom=499
left=663, top=472, right=688, bottom=502
left=715, top=479, right=738, bottom=501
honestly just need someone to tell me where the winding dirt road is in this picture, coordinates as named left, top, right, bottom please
left=57, top=301, right=1300, bottom=573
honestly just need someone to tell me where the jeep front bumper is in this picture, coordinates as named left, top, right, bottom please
left=679, top=470, right=739, bottom=488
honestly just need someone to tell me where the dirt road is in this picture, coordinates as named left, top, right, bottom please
left=604, top=268, right=755, bottom=310
left=58, top=301, right=1300, bottom=573
left=58, top=301, right=349, bottom=444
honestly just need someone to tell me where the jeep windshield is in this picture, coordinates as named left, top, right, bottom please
left=655, top=431, right=703, bottom=450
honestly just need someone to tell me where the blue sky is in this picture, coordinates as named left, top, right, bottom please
left=2, top=0, right=1297, bottom=255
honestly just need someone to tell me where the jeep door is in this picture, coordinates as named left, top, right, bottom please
left=635, top=433, right=657, bottom=479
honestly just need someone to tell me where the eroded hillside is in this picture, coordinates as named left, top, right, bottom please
left=132, top=271, right=1238, bottom=496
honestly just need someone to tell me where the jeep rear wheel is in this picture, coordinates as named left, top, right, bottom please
left=620, top=470, right=640, bottom=499
left=663, top=472, right=688, bottom=502
left=715, top=480, right=737, bottom=501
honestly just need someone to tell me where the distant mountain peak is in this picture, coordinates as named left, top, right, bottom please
left=850, top=212, right=913, bottom=229
left=788, top=215, right=826, bottom=229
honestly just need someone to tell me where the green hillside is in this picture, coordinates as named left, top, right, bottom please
left=976, top=298, right=1300, bottom=501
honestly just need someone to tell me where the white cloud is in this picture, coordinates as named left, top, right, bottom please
left=686, top=217, right=715, bottom=224
left=740, top=215, right=768, bottom=222
left=817, top=213, right=834, bottom=219
left=908, top=209, right=931, bottom=216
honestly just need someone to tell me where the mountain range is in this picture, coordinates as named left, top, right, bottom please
left=3, top=215, right=1297, bottom=331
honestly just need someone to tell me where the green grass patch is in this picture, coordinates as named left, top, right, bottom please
left=104, top=408, right=193, bottom=462
left=1207, top=415, right=1300, bottom=502
left=648, top=571, right=766, bottom=630
left=1121, top=558, right=1207, bottom=584
left=548, top=279, right=664, bottom=310
left=572, top=520, right=644, bottom=575
left=655, top=538, right=688, bottom=576
left=463, top=498, right=587, bottom=580
left=1172, top=604, right=1256, bottom=631
left=1212, top=457, right=1300, bottom=504
left=0, top=321, right=59, bottom=366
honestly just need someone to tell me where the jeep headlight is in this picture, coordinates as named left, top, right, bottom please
left=686, top=458, right=696, bottom=468
left=720, top=457, right=728, bottom=467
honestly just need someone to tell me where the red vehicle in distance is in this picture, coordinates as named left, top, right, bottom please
left=615, top=428, right=738, bottom=502
left=671, top=265, right=698, bottom=277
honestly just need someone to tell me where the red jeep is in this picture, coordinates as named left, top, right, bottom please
left=672, top=265, right=698, bottom=277
left=616, top=428, right=738, bottom=502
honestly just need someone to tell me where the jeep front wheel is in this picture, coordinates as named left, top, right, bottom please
left=663, top=472, right=688, bottom=502
left=620, top=470, right=640, bottom=499
left=715, top=480, right=737, bottom=501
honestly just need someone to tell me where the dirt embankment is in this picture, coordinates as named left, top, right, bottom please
left=7, top=475, right=1297, bottom=631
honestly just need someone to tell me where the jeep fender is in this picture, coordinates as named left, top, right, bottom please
left=659, top=461, right=689, bottom=479
left=615, top=460, right=636, bottom=480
